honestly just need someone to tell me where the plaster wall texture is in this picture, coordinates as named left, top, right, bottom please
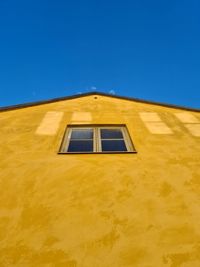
left=0, top=94, right=200, bottom=267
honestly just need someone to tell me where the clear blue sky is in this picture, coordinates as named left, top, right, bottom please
left=0, top=0, right=200, bottom=108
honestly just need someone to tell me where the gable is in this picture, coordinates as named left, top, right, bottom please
left=1, top=92, right=200, bottom=112
left=0, top=93, right=200, bottom=266
left=1, top=94, right=200, bottom=142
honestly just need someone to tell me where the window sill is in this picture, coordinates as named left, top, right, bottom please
left=57, top=151, right=137, bottom=155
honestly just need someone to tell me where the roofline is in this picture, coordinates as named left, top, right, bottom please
left=0, top=91, right=200, bottom=112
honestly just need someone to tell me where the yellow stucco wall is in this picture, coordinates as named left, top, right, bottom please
left=0, top=94, right=200, bottom=267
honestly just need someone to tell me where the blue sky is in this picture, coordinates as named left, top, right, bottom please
left=0, top=0, right=200, bottom=108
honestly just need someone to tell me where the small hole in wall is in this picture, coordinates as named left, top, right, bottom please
left=94, top=96, right=98, bottom=99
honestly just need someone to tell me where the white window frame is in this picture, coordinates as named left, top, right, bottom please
left=59, top=125, right=136, bottom=154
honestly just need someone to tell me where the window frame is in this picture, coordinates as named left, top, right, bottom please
left=58, top=124, right=137, bottom=154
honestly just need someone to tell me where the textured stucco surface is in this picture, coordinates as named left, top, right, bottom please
left=0, top=94, right=200, bottom=267
left=36, top=111, right=64, bottom=135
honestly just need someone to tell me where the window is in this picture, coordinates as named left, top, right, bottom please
left=59, top=125, right=136, bottom=153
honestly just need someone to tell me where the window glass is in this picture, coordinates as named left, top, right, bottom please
left=68, top=140, right=93, bottom=152
left=100, top=129, right=123, bottom=139
left=71, top=129, right=93, bottom=139
left=101, top=140, right=127, bottom=152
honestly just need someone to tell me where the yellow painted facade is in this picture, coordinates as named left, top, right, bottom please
left=0, top=94, right=200, bottom=267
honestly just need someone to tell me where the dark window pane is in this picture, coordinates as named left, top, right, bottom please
left=71, top=129, right=93, bottom=139
left=68, top=140, right=93, bottom=152
left=100, top=129, right=123, bottom=139
left=101, top=140, right=127, bottom=152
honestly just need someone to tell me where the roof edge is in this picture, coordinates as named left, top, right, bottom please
left=0, top=91, right=200, bottom=112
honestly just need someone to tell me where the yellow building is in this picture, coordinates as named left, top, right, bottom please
left=0, top=92, right=200, bottom=267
